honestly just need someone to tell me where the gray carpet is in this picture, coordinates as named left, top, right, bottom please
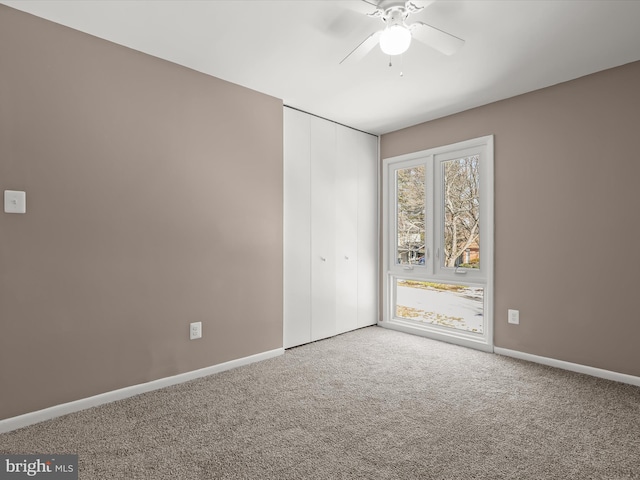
left=1, top=326, right=639, bottom=479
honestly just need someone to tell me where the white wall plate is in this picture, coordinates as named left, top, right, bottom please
left=4, top=190, right=26, bottom=214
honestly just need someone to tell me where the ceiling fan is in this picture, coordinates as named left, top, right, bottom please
left=339, top=0, right=465, bottom=64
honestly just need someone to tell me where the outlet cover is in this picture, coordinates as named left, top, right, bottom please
left=508, top=309, right=520, bottom=325
left=4, top=190, right=26, bottom=214
left=190, top=322, right=202, bottom=340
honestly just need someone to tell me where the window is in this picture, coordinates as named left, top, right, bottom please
left=382, top=136, right=494, bottom=351
left=396, top=164, right=426, bottom=266
left=442, top=155, right=480, bottom=269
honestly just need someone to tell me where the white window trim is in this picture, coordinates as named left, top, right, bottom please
left=380, top=135, right=494, bottom=352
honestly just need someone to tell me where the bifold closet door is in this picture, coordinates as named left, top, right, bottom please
left=310, top=116, right=337, bottom=342
left=335, top=125, right=359, bottom=334
left=283, top=108, right=311, bottom=348
left=284, top=107, right=378, bottom=348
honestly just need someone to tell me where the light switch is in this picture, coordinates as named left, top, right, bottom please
left=4, top=190, right=26, bottom=214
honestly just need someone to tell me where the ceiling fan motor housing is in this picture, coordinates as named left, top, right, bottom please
left=378, top=1, right=423, bottom=18
left=382, top=6, right=409, bottom=26
left=377, top=0, right=411, bottom=12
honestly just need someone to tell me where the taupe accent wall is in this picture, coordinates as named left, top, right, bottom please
left=381, top=61, right=640, bottom=377
left=0, top=6, right=283, bottom=420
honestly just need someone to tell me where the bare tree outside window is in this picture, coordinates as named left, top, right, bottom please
left=443, top=156, right=480, bottom=268
left=396, top=166, right=425, bottom=265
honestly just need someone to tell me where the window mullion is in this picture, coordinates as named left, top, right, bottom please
left=425, top=155, right=434, bottom=277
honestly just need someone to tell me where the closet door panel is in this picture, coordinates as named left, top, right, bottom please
left=335, top=125, right=360, bottom=334
left=310, top=116, right=337, bottom=341
left=357, top=133, right=379, bottom=327
left=283, top=108, right=312, bottom=348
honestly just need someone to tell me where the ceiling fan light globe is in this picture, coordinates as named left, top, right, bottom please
left=379, top=24, right=412, bottom=56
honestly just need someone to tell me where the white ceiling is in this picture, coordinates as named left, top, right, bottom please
left=4, top=0, right=640, bottom=134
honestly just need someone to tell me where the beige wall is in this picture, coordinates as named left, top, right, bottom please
left=381, top=61, right=640, bottom=377
left=0, top=6, right=283, bottom=420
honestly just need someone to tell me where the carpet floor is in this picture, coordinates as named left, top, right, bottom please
left=1, top=326, right=639, bottom=479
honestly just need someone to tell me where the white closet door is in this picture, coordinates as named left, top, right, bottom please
left=335, top=125, right=360, bottom=334
left=357, top=132, right=378, bottom=327
left=310, top=116, right=337, bottom=341
left=283, top=108, right=312, bottom=348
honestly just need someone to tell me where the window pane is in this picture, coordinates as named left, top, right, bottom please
left=443, top=156, right=480, bottom=268
left=395, top=280, right=484, bottom=333
left=396, top=165, right=425, bottom=265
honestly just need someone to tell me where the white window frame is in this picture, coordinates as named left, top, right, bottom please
left=381, top=135, right=494, bottom=352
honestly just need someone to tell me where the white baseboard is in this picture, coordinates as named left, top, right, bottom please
left=494, top=347, right=640, bottom=387
left=0, top=347, right=284, bottom=434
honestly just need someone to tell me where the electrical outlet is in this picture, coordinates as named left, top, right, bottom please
left=508, top=309, right=520, bottom=325
left=190, top=322, right=202, bottom=340
left=4, top=190, right=26, bottom=214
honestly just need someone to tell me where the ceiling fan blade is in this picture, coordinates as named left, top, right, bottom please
left=360, top=0, right=381, bottom=12
left=409, top=21, right=465, bottom=55
left=339, top=30, right=383, bottom=65
left=340, top=0, right=381, bottom=16
left=410, top=1, right=436, bottom=11
left=319, top=0, right=380, bottom=37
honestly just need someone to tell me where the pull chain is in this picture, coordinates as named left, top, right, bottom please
left=388, top=55, right=405, bottom=77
